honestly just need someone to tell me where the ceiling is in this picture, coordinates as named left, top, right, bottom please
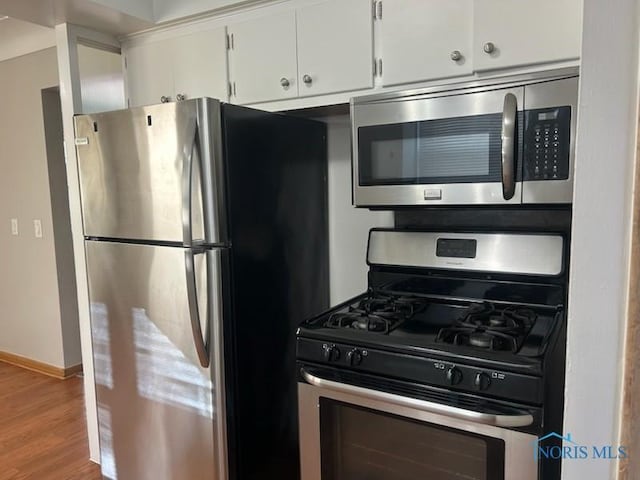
left=0, top=0, right=267, bottom=38
left=0, top=0, right=154, bottom=37
left=152, top=0, right=266, bottom=24
left=0, top=0, right=268, bottom=62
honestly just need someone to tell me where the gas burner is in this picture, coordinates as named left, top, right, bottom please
left=436, top=302, right=537, bottom=352
left=469, top=332, right=494, bottom=349
left=325, top=293, right=426, bottom=334
left=353, top=316, right=388, bottom=332
left=489, top=315, right=505, bottom=327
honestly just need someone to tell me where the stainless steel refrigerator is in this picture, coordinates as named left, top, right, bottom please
left=74, top=98, right=328, bottom=480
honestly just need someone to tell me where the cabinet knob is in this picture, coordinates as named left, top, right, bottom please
left=160, top=95, right=171, bottom=103
left=302, top=74, right=313, bottom=85
left=483, top=42, right=496, bottom=54
left=450, top=50, right=462, bottom=62
left=176, top=93, right=186, bottom=101
left=280, top=77, right=290, bottom=88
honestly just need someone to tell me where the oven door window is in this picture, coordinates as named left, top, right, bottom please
left=358, top=113, right=521, bottom=186
left=320, top=399, right=505, bottom=480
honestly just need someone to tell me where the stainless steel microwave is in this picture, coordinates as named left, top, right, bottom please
left=351, top=68, right=578, bottom=207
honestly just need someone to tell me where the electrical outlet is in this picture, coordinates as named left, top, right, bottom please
left=33, top=219, right=42, bottom=238
left=10, top=218, right=18, bottom=236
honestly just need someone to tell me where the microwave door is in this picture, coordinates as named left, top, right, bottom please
left=352, top=87, right=525, bottom=207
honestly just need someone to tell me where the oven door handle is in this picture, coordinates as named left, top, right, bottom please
left=501, top=92, right=517, bottom=200
left=301, top=369, right=533, bottom=428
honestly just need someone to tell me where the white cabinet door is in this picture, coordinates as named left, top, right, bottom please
left=473, top=0, right=582, bottom=71
left=381, top=0, right=473, bottom=87
left=296, top=0, right=373, bottom=97
left=172, top=28, right=229, bottom=102
left=228, top=11, right=298, bottom=104
left=126, top=40, right=174, bottom=107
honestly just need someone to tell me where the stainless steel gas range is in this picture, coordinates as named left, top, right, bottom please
left=296, top=229, right=568, bottom=480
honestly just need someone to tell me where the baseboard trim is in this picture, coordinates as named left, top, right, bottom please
left=0, top=351, right=82, bottom=380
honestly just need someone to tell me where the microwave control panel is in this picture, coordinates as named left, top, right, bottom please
left=523, top=106, right=571, bottom=181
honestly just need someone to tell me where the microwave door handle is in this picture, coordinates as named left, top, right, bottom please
left=501, top=93, right=517, bottom=200
left=301, top=369, right=533, bottom=428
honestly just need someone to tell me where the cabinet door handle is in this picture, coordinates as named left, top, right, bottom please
left=160, top=95, right=171, bottom=103
left=176, top=93, right=186, bottom=101
left=483, top=42, right=496, bottom=54
left=450, top=50, right=462, bottom=61
left=302, top=74, right=312, bottom=85
left=280, top=77, right=290, bottom=88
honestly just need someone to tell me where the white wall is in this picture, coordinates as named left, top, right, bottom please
left=563, top=0, right=640, bottom=478
left=0, top=18, right=55, bottom=62
left=55, top=24, right=128, bottom=462
left=0, top=48, right=71, bottom=367
left=324, top=115, right=394, bottom=305
left=42, top=87, right=83, bottom=368
left=77, top=44, right=125, bottom=114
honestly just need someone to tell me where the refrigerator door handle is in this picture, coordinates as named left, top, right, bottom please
left=182, top=119, right=200, bottom=247
left=185, top=248, right=210, bottom=368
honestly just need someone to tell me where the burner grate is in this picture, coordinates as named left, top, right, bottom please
left=325, top=293, right=426, bottom=334
left=436, top=302, right=536, bottom=352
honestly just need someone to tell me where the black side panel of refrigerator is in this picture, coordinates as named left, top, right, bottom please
left=221, top=104, right=329, bottom=480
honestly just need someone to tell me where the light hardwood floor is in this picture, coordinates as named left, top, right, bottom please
left=0, top=362, right=102, bottom=479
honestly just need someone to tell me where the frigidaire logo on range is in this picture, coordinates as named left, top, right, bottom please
left=534, top=433, right=629, bottom=460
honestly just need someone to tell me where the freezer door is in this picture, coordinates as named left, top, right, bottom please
left=85, top=240, right=228, bottom=480
left=75, top=98, right=227, bottom=245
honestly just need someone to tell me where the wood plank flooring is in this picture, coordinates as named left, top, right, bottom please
left=0, top=362, right=102, bottom=479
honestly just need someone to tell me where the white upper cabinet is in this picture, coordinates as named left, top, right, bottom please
left=126, top=39, right=174, bottom=106
left=296, top=0, right=373, bottom=96
left=227, top=11, right=299, bottom=104
left=124, top=0, right=583, bottom=109
left=172, top=28, right=229, bottom=102
left=473, top=0, right=582, bottom=71
left=380, top=0, right=473, bottom=87
left=125, top=27, right=228, bottom=107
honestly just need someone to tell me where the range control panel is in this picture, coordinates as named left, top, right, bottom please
left=523, top=106, right=571, bottom=181
left=297, top=337, right=543, bottom=405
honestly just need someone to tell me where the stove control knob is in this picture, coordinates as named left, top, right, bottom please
left=347, top=349, right=363, bottom=366
left=322, top=345, right=340, bottom=362
left=474, top=372, right=491, bottom=391
left=446, top=367, right=463, bottom=386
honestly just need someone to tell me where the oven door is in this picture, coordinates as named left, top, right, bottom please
left=351, top=86, right=524, bottom=207
left=298, top=369, right=538, bottom=480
